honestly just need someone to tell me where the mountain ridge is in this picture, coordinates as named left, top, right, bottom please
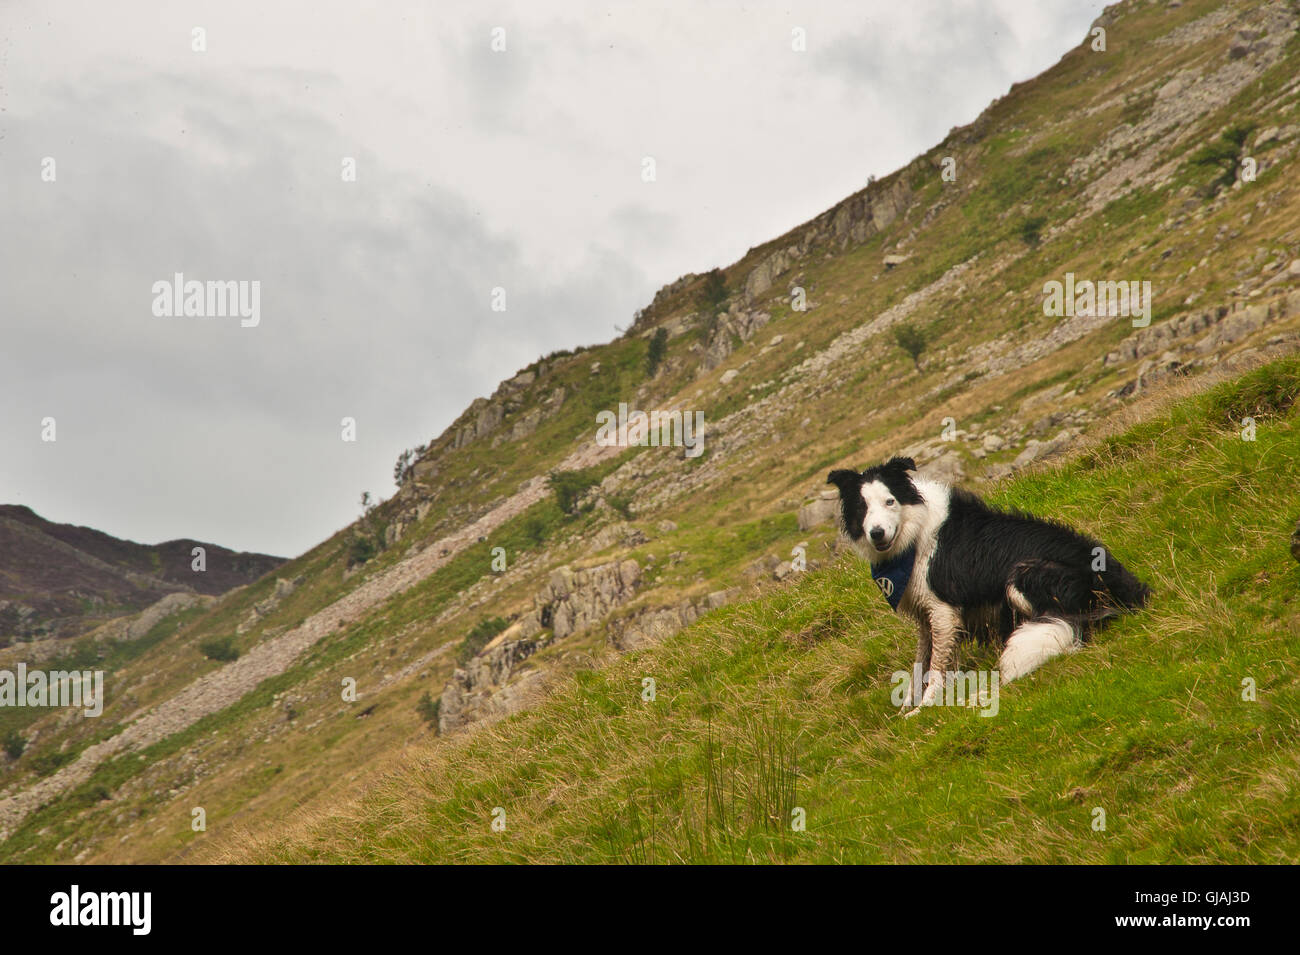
left=0, top=503, right=284, bottom=645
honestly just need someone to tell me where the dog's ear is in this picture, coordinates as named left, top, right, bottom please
left=879, top=457, right=924, bottom=505
left=826, top=469, right=861, bottom=495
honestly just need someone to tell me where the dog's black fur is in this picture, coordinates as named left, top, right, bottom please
left=931, top=487, right=1150, bottom=640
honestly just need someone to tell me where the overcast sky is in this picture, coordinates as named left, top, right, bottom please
left=0, top=0, right=1104, bottom=558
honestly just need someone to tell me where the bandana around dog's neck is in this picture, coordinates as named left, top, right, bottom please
left=871, top=546, right=916, bottom=611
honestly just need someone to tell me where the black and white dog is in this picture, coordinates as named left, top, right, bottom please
left=828, top=457, right=1149, bottom=708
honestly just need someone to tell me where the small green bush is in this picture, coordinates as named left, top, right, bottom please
left=606, top=493, right=635, bottom=520
left=457, top=617, right=510, bottom=666
left=892, top=323, right=929, bottom=371
left=416, top=692, right=440, bottom=729
left=346, top=492, right=386, bottom=567
left=522, top=514, right=550, bottom=547
left=1019, top=215, right=1047, bottom=246
left=646, top=327, right=669, bottom=378
left=697, top=268, right=728, bottom=314
left=199, top=635, right=240, bottom=662
left=347, top=534, right=379, bottom=568
left=393, top=444, right=427, bottom=486
left=2, top=729, right=26, bottom=760
left=73, top=783, right=113, bottom=807
left=549, top=468, right=602, bottom=516
left=1189, top=123, right=1255, bottom=195
left=29, top=749, right=74, bottom=777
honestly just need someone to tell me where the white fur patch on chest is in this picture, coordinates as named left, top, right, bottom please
left=891, top=480, right=950, bottom=621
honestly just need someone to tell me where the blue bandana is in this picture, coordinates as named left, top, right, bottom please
left=871, top=546, right=916, bottom=611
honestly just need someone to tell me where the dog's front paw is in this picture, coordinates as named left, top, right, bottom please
left=900, top=681, right=916, bottom=709
left=920, top=682, right=942, bottom=707
left=902, top=706, right=922, bottom=719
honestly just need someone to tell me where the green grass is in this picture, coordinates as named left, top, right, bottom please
left=242, top=358, right=1300, bottom=864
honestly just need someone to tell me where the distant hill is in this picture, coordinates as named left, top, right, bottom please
left=0, top=504, right=284, bottom=644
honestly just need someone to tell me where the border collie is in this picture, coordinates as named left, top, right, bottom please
left=828, top=457, right=1149, bottom=709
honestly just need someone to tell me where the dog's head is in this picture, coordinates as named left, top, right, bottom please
left=826, top=457, right=924, bottom=557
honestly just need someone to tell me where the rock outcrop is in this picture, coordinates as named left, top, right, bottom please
left=797, top=492, right=840, bottom=531
left=437, top=622, right=553, bottom=734
left=438, top=558, right=643, bottom=732
left=607, top=589, right=738, bottom=651
left=442, top=360, right=570, bottom=452
left=699, top=306, right=773, bottom=372
left=1105, top=289, right=1300, bottom=393
left=236, top=576, right=302, bottom=634
left=523, top=560, right=643, bottom=641
left=739, top=170, right=916, bottom=304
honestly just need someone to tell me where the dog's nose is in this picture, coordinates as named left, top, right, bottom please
left=869, top=526, right=886, bottom=543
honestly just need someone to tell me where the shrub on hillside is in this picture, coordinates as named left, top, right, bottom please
left=1189, top=123, right=1256, bottom=195
left=393, top=444, right=428, bottom=486
left=892, top=323, right=929, bottom=371
left=347, top=490, right=386, bottom=568
left=549, top=469, right=601, bottom=516
left=2, top=729, right=26, bottom=760
left=698, top=268, right=728, bottom=314
left=416, top=691, right=440, bottom=730
left=457, top=617, right=509, bottom=666
left=199, top=635, right=240, bottom=662
left=29, top=749, right=74, bottom=777
left=73, top=783, right=113, bottom=807
left=606, top=493, right=635, bottom=520
left=646, top=327, right=669, bottom=378
left=347, top=534, right=379, bottom=568
left=1019, top=215, right=1047, bottom=246
left=697, top=268, right=729, bottom=341
left=521, top=513, right=550, bottom=547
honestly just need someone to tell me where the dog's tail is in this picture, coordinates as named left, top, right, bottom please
left=1010, top=553, right=1150, bottom=627
left=1000, top=550, right=1150, bottom=683
left=999, top=617, right=1079, bottom=682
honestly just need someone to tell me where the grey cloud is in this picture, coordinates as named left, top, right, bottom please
left=0, top=69, right=649, bottom=555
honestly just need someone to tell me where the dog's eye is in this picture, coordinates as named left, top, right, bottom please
left=885, top=498, right=896, bottom=507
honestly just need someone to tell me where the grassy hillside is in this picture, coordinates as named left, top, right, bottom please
left=3, top=0, right=1300, bottom=863
left=238, top=360, right=1300, bottom=863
